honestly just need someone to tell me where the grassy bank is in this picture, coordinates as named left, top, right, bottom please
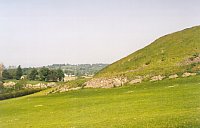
left=0, top=76, right=200, bottom=127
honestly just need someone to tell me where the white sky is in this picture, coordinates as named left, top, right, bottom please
left=0, top=0, right=200, bottom=67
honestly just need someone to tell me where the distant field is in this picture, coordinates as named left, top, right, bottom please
left=0, top=76, right=200, bottom=128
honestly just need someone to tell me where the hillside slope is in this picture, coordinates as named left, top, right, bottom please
left=85, top=26, right=200, bottom=88
left=97, top=26, right=200, bottom=78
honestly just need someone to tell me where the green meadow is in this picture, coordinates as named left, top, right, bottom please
left=0, top=76, right=200, bottom=128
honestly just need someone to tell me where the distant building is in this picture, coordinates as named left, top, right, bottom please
left=20, top=75, right=27, bottom=80
left=64, top=74, right=77, bottom=82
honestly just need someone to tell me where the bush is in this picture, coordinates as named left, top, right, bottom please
left=193, top=53, right=199, bottom=58
left=145, top=60, right=151, bottom=65
left=0, top=89, right=42, bottom=100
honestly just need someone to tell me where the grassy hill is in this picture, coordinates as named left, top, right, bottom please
left=95, top=26, right=200, bottom=79
left=1, top=26, right=200, bottom=128
left=0, top=76, right=200, bottom=127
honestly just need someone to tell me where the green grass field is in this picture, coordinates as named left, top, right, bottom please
left=0, top=76, right=200, bottom=128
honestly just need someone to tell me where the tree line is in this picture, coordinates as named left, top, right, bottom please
left=2, top=66, right=65, bottom=82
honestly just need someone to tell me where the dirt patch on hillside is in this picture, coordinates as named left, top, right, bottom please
left=180, top=55, right=200, bottom=66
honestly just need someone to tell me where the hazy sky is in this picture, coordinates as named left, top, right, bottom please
left=0, top=0, right=200, bottom=67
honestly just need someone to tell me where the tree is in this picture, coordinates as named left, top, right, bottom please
left=0, top=64, right=4, bottom=80
left=28, top=68, right=38, bottom=80
left=39, top=67, right=49, bottom=81
left=8, top=69, right=16, bottom=79
left=38, top=67, right=64, bottom=82
left=56, top=69, right=64, bottom=81
left=16, top=65, right=23, bottom=80
left=2, top=69, right=12, bottom=80
left=47, top=70, right=58, bottom=82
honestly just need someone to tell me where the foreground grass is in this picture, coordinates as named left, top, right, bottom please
left=0, top=76, right=200, bottom=128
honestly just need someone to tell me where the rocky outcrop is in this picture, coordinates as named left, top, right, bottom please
left=25, top=82, right=57, bottom=89
left=85, top=77, right=128, bottom=88
left=3, top=82, right=16, bottom=87
left=182, top=72, right=197, bottom=77
left=25, top=83, right=47, bottom=89
left=169, top=74, right=179, bottom=79
left=49, top=86, right=82, bottom=93
left=47, top=82, right=57, bottom=87
left=150, top=75, right=165, bottom=82
left=182, top=55, right=200, bottom=65
left=129, top=79, right=142, bottom=84
left=59, top=87, right=82, bottom=93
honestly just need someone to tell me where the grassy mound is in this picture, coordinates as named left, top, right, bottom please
left=95, top=26, right=200, bottom=79
left=0, top=76, right=200, bottom=127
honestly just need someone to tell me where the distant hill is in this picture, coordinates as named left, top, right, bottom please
left=86, top=26, right=200, bottom=88
left=46, top=63, right=108, bottom=76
